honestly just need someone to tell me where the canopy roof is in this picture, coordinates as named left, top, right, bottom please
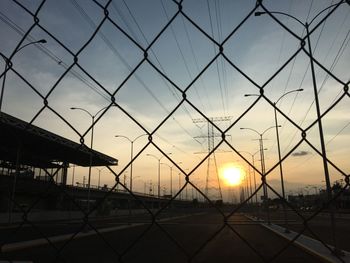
left=0, top=113, right=118, bottom=168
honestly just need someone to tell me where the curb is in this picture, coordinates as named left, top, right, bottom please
left=245, top=215, right=350, bottom=263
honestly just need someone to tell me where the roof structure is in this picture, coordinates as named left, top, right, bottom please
left=0, top=113, right=118, bottom=168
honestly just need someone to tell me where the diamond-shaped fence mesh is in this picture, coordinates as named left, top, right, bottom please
left=0, top=0, right=349, bottom=262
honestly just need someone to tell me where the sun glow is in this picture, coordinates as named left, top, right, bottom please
left=220, top=165, right=244, bottom=186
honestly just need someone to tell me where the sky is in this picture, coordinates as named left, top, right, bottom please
left=0, top=0, right=349, bottom=202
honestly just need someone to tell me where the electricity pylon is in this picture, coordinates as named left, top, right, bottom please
left=193, top=116, right=232, bottom=201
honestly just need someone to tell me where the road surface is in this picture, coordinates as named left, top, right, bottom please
left=0, top=209, right=322, bottom=263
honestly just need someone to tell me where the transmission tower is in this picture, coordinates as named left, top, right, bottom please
left=193, top=116, right=232, bottom=200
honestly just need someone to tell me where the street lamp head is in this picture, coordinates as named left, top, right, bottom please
left=244, top=93, right=259, bottom=98
left=297, top=88, right=304, bottom=92
left=254, top=11, right=266, bottom=16
left=16, top=39, right=47, bottom=53
left=70, top=107, right=76, bottom=110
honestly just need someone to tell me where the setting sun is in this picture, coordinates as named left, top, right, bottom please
left=220, top=165, right=244, bottom=186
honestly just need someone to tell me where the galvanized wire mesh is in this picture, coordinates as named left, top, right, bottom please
left=0, top=0, right=349, bottom=262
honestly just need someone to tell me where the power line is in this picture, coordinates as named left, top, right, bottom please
left=70, top=0, right=171, bottom=112
left=324, top=30, right=350, bottom=106
left=119, top=0, right=201, bottom=125
left=287, top=119, right=350, bottom=171
left=180, top=13, right=214, bottom=113
left=111, top=0, right=192, bottom=117
left=282, top=24, right=350, bottom=156
left=110, top=1, right=142, bottom=44
left=280, top=1, right=347, bottom=155
left=269, top=0, right=294, bottom=94
left=326, top=121, right=350, bottom=146
left=280, top=3, right=350, bottom=169
left=214, top=0, right=228, bottom=112
left=0, top=3, right=204, bottom=164
left=159, top=0, right=208, bottom=115
left=116, top=0, right=208, bottom=140
left=70, top=0, right=203, bottom=144
left=0, top=11, right=110, bottom=101
left=206, top=0, right=227, bottom=116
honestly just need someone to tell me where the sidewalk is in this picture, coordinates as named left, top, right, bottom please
left=246, top=215, right=350, bottom=263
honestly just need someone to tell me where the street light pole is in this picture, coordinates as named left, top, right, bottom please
left=70, top=106, right=108, bottom=212
left=175, top=162, right=183, bottom=200
left=239, top=150, right=260, bottom=204
left=240, top=126, right=280, bottom=224
left=259, top=134, right=268, bottom=221
left=245, top=89, right=302, bottom=231
left=96, top=167, right=105, bottom=189
left=0, top=39, right=47, bottom=112
left=255, top=3, right=348, bottom=253
left=258, top=134, right=266, bottom=201
left=273, top=90, right=302, bottom=232
left=306, top=21, right=341, bottom=250
left=161, top=163, right=173, bottom=197
left=123, top=171, right=128, bottom=188
left=158, top=159, right=160, bottom=198
left=147, top=155, right=160, bottom=197
left=245, top=89, right=302, bottom=201
left=115, top=134, right=147, bottom=192
left=178, top=172, right=182, bottom=200
left=3, top=39, right=47, bottom=224
left=146, top=153, right=172, bottom=198
left=71, top=164, right=76, bottom=186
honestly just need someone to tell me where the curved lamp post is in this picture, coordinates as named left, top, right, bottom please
left=70, top=106, right=108, bottom=212
left=255, top=2, right=347, bottom=252
left=240, top=126, right=279, bottom=174
left=240, top=126, right=280, bottom=224
left=115, top=134, right=147, bottom=192
left=245, top=89, right=303, bottom=231
left=4, top=39, right=46, bottom=224
left=1, top=39, right=47, bottom=112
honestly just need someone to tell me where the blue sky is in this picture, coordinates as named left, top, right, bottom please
left=0, top=0, right=349, bottom=201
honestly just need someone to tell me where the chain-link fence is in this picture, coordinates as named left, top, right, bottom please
left=0, top=0, right=349, bottom=262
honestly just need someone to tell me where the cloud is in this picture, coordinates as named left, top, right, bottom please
left=292, top=151, right=310, bottom=157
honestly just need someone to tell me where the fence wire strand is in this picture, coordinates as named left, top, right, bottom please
left=0, top=0, right=349, bottom=262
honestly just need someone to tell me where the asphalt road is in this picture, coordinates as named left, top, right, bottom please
left=1, top=210, right=322, bottom=263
